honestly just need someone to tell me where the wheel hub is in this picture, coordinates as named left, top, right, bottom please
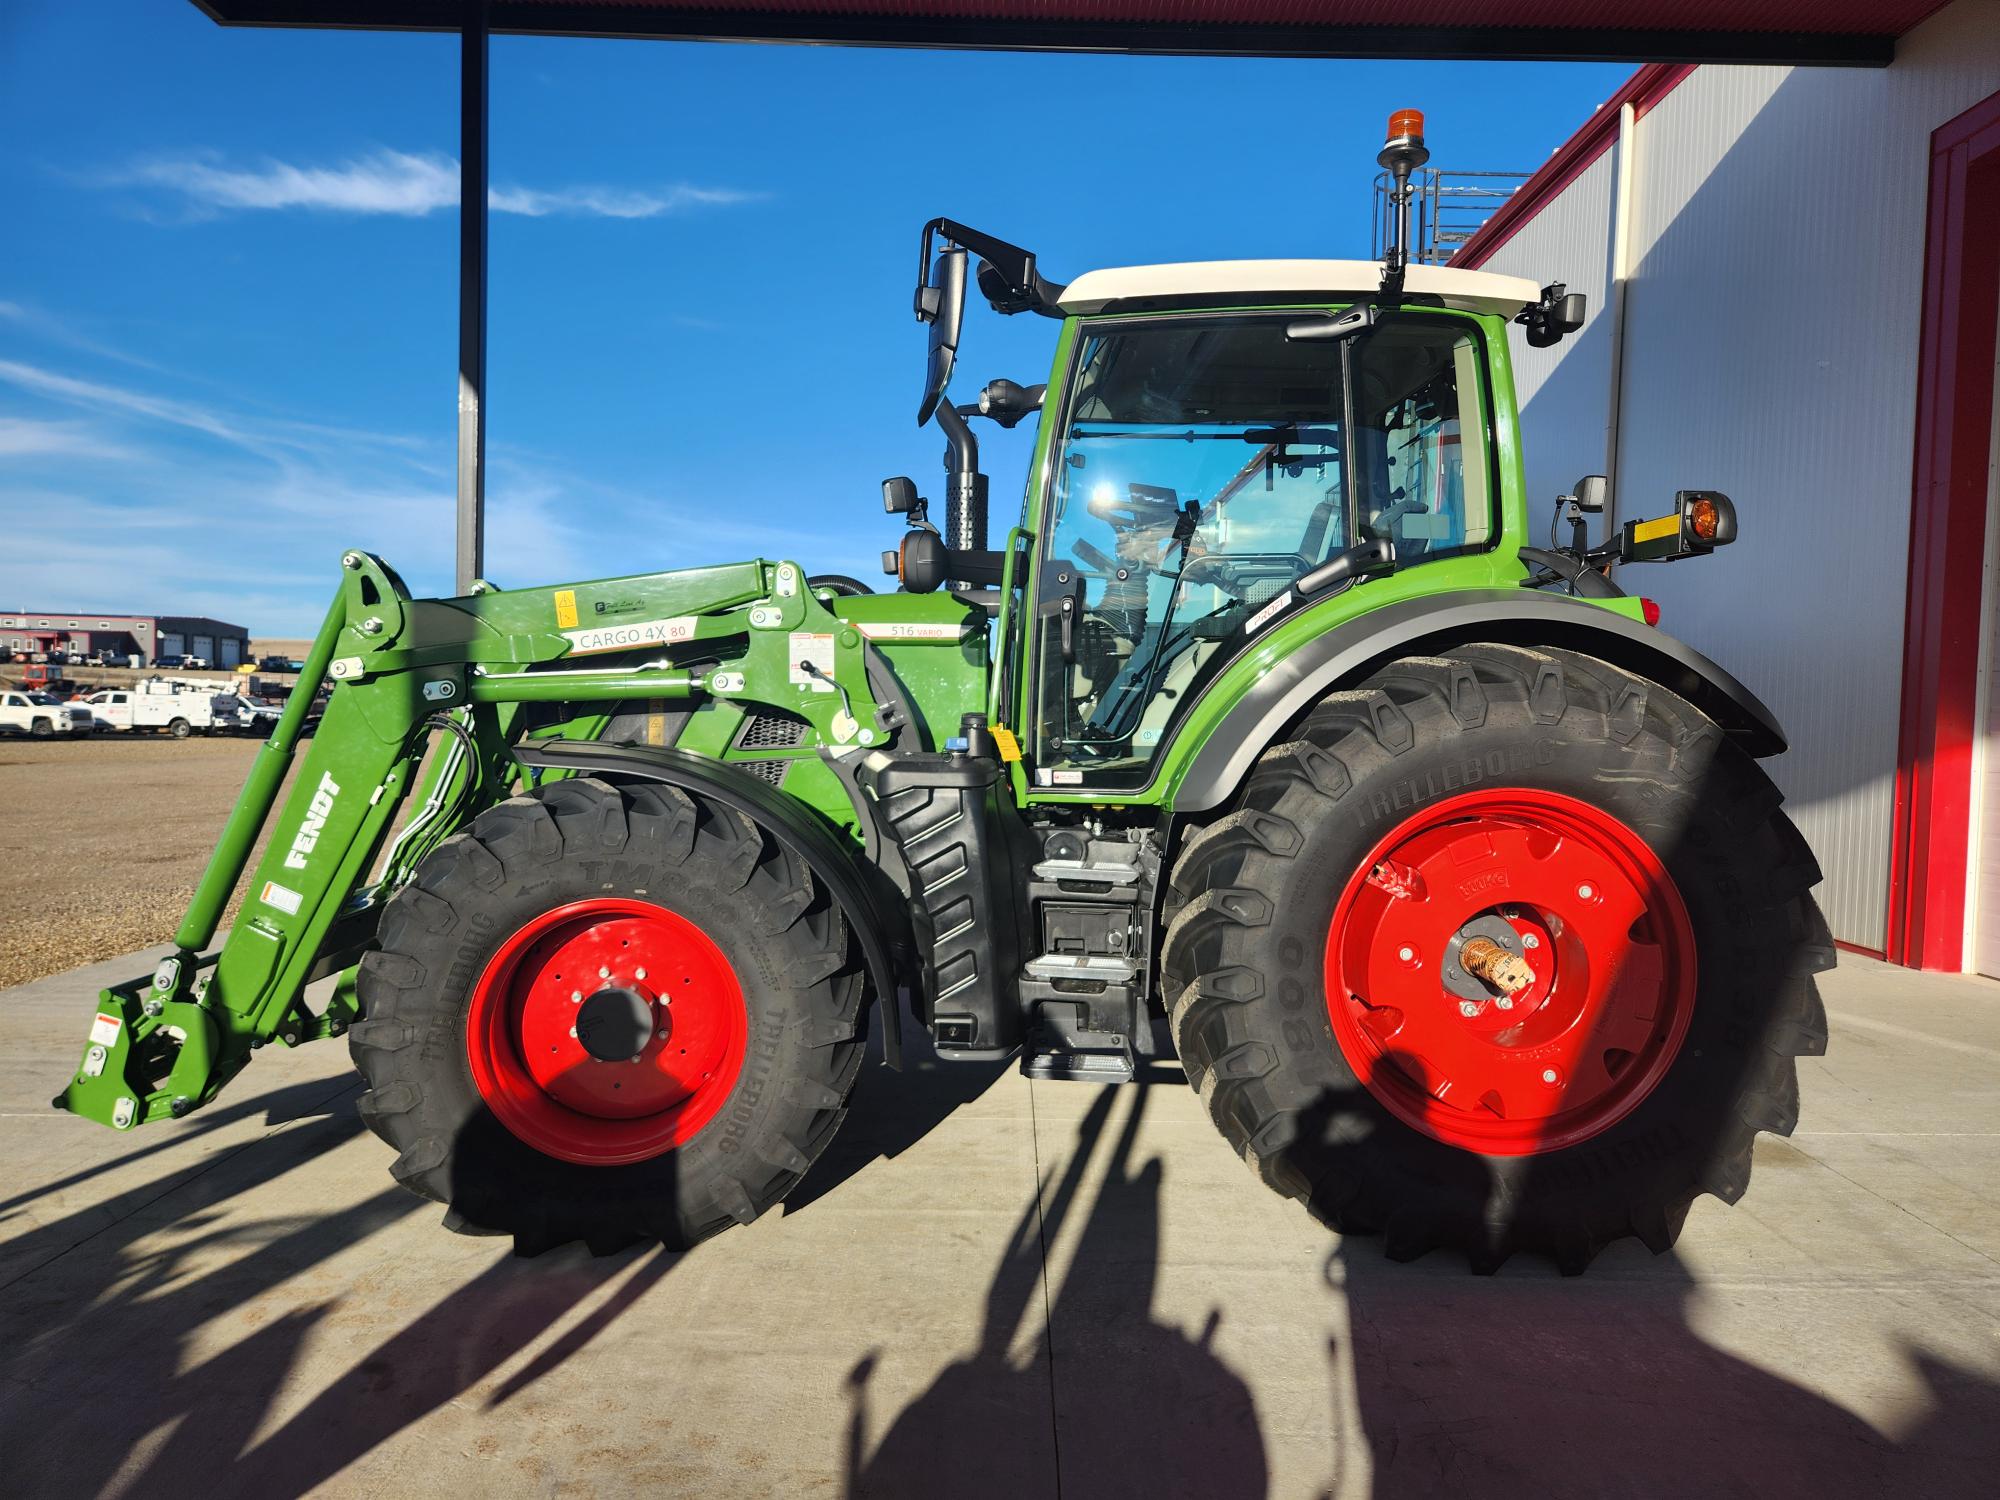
left=1324, top=788, right=1695, bottom=1156
left=575, top=985, right=660, bottom=1062
left=465, top=897, right=747, bottom=1165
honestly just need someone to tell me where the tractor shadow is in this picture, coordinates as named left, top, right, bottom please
left=1315, top=1077, right=2000, bottom=1499
left=0, top=1079, right=678, bottom=1499
left=841, top=1082, right=1268, bottom=1499
left=784, top=1019, right=1007, bottom=1218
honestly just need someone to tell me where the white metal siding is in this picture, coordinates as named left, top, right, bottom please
left=1494, top=146, right=1619, bottom=510
left=1477, top=0, right=2000, bottom=951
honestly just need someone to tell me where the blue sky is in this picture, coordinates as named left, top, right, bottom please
left=0, top=2, right=1629, bottom=633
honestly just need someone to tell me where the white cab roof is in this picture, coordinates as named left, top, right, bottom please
left=1056, top=260, right=1540, bottom=318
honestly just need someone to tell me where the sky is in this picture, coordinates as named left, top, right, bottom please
left=0, top=2, right=1631, bottom=634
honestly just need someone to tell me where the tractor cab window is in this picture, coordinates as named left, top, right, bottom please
left=1032, top=311, right=1491, bottom=786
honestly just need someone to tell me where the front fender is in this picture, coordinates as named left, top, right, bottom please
left=512, top=738, right=909, bottom=1066
left=1171, top=588, right=1786, bottom=814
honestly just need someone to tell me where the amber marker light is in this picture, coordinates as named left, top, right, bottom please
left=1687, top=496, right=1721, bottom=543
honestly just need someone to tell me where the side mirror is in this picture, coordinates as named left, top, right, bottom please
left=882, top=476, right=919, bottom=514
left=916, top=247, right=967, bottom=425
left=1566, top=475, right=1608, bottom=513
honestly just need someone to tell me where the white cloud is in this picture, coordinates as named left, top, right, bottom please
left=0, top=344, right=881, bottom=633
left=108, top=150, right=766, bottom=221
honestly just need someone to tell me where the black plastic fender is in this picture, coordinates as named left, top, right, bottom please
left=1172, top=588, right=1787, bottom=814
left=513, top=739, right=909, bottom=1066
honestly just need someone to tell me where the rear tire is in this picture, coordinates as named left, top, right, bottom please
left=168, top=718, right=190, bottom=739
left=352, top=776, right=867, bottom=1254
left=1161, top=645, right=1832, bottom=1271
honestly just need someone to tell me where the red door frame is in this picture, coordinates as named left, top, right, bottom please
left=1888, top=87, right=2000, bottom=970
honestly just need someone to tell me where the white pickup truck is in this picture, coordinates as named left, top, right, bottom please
left=84, top=687, right=240, bottom=738
left=0, top=690, right=94, bottom=738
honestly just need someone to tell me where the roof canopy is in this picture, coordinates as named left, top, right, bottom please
left=191, top=1, right=1948, bottom=65
left=1058, top=261, right=1539, bottom=317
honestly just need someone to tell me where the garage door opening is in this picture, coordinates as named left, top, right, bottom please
left=1891, top=86, right=2000, bottom=973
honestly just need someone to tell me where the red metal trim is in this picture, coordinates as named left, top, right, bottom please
left=1452, top=63, right=1693, bottom=270
left=1833, top=939, right=1886, bottom=962
left=466, top=896, right=748, bottom=1164
left=1323, top=788, right=1696, bottom=1156
left=1888, top=87, right=2000, bottom=970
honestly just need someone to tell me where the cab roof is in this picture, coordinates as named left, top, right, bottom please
left=1055, top=260, right=1541, bottom=318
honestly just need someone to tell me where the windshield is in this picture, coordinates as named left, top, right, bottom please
left=1031, top=311, right=1492, bottom=787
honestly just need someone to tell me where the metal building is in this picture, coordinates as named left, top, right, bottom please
left=1452, top=0, right=2000, bottom=974
left=0, top=609, right=252, bottom=668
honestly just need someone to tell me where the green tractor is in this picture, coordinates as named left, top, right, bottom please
left=58, top=114, right=1829, bottom=1270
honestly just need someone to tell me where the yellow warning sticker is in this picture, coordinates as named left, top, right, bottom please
left=1632, top=514, right=1681, bottom=544
left=554, top=589, right=579, bottom=629
left=991, top=726, right=1023, bottom=762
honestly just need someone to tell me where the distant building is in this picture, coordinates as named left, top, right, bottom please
left=0, top=609, right=251, bottom=668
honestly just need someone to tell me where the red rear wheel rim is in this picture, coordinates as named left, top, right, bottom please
left=466, top=897, right=747, bottom=1166
left=1323, top=788, right=1696, bottom=1155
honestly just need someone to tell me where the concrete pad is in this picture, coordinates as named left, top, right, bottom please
left=2, top=951, right=1998, bottom=1497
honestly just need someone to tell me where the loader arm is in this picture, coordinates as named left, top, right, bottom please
left=56, top=550, right=924, bottom=1133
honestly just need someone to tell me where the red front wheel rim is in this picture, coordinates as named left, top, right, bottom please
left=466, top=897, right=747, bottom=1166
left=1324, top=788, right=1696, bottom=1155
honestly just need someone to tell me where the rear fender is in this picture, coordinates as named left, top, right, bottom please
left=1171, top=588, right=1786, bottom=814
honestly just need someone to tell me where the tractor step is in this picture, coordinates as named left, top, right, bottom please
left=1021, top=1046, right=1135, bottom=1085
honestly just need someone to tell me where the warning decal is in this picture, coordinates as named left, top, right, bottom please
left=90, top=1012, right=122, bottom=1047
left=553, top=589, right=579, bottom=629
left=789, top=632, right=837, bottom=691
left=260, top=880, right=304, bottom=916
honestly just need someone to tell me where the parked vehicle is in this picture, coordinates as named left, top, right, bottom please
left=84, top=684, right=240, bottom=738
left=221, top=694, right=283, bottom=731
left=58, top=113, right=1828, bottom=1275
left=1, top=690, right=92, bottom=738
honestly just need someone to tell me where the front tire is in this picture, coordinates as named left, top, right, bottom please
left=353, top=777, right=867, bottom=1254
left=168, top=717, right=191, bottom=739
left=1161, top=645, right=1831, bottom=1271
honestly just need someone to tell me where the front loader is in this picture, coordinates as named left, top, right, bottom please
left=58, top=113, right=1831, bottom=1270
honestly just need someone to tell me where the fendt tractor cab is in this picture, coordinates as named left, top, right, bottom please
left=59, top=114, right=1829, bottom=1270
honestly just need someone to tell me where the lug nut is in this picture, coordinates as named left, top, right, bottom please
left=1542, top=1068, right=1560, bottom=1085
left=599, top=967, right=611, bottom=979
left=571, top=990, right=583, bottom=1003
left=635, top=968, right=647, bottom=980
left=1577, top=884, right=1595, bottom=901
left=1521, top=933, right=1541, bottom=950
left=1397, top=946, right=1415, bottom=963
left=1458, top=1001, right=1479, bottom=1017
left=1496, top=997, right=1514, bottom=1010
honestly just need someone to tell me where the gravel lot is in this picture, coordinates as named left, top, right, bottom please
left=0, top=734, right=286, bottom=987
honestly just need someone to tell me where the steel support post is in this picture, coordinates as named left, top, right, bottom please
left=456, top=0, right=489, bottom=594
